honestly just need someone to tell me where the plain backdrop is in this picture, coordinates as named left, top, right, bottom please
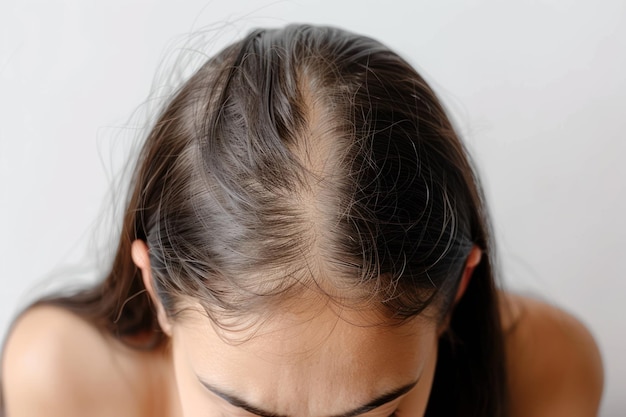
left=1, top=0, right=624, bottom=415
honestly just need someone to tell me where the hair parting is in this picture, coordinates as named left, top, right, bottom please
left=20, top=24, right=508, bottom=416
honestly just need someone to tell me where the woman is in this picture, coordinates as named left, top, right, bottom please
left=1, top=24, right=603, bottom=417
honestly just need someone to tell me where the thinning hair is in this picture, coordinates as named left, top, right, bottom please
left=30, top=25, right=508, bottom=417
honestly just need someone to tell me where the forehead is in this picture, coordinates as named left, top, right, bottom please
left=172, top=302, right=437, bottom=416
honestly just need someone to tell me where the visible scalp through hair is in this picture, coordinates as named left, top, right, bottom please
left=32, top=25, right=509, bottom=416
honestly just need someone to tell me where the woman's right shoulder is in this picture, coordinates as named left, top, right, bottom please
left=2, top=305, right=144, bottom=417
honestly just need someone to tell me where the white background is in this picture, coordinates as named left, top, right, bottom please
left=1, top=0, right=624, bottom=415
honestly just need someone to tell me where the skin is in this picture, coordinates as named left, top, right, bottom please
left=2, top=241, right=604, bottom=417
left=165, top=302, right=437, bottom=417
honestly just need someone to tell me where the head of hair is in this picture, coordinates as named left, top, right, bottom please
left=35, top=24, right=508, bottom=416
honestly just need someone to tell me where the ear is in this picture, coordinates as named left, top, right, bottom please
left=437, top=246, right=483, bottom=337
left=454, top=245, right=482, bottom=305
left=131, top=240, right=172, bottom=336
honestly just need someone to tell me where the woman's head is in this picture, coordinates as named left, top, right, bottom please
left=121, top=24, right=495, bottom=416
left=43, top=24, right=506, bottom=416
left=131, top=24, right=485, bottom=328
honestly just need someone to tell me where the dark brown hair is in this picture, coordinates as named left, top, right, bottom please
left=20, top=25, right=507, bottom=416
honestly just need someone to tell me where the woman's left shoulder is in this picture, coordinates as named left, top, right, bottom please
left=498, top=290, right=604, bottom=417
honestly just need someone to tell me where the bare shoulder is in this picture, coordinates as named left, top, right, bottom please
left=499, top=291, right=604, bottom=417
left=2, top=305, right=145, bottom=417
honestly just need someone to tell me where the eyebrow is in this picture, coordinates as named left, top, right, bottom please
left=198, top=377, right=419, bottom=417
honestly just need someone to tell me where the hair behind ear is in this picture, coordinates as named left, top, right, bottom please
left=426, top=254, right=508, bottom=417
